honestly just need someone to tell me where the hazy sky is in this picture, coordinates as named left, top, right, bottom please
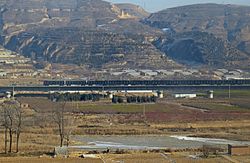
left=107, top=0, right=250, bottom=12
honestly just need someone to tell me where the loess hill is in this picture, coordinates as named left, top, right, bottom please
left=1, top=2, right=250, bottom=69
left=0, top=0, right=177, bottom=69
left=144, top=3, right=250, bottom=69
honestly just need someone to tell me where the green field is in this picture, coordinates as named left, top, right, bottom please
left=183, top=102, right=249, bottom=112
left=214, top=89, right=250, bottom=98
left=180, top=89, right=250, bottom=112
left=17, top=97, right=177, bottom=113
left=17, top=92, right=250, bottom=114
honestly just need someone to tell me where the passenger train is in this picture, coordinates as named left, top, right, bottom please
left=43, top=79, right=250, bottom=86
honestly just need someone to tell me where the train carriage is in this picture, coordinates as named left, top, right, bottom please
left=43, top=80, right=65, bottom=86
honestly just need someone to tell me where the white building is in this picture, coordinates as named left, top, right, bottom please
left=173, top=93, right=197, bottom=98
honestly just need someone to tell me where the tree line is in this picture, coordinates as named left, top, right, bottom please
left=112, top=96, right=157, bottom=104
left=49, top=93, right=105, bottom=102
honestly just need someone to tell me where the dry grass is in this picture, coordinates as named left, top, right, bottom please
left=151, top=120, right=250, bottom=141
left=101, top=153, right=167, bottom=163
left=0, top=157, right=102, bottom=163
left=13, top=97, right=250, bottom=141
left=0, top=94, right=248, bottom=158
left=172, top=156, right=229, bottom=163
left=232, top=155, right=250, bottom=162
left=0, top=78, right=42, bottom=86
left=0, top=153, right=246, bottom=163
left=0, top=133, right=59, bottom=154
left=151, top=120, right=250, bottom=129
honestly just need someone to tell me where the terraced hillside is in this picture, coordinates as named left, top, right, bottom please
left=1, top=1, right=250, bottom=70
left=0, top=0, right=176, bottom=69
left=5, top=28, right=176, bottom=68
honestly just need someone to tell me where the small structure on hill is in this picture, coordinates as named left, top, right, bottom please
left=118, top=10, right=136, bottom=19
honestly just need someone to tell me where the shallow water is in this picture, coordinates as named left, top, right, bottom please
left=70, top=135, right=250, bottom=150
left=171, top=135, right=250, bottom=146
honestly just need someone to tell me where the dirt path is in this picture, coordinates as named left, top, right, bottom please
left=160, top=153, right=176, bottom=163
left=161, top=101, right=208, bottom=112
left=0, top=157, right=102, bottom=163
left=222, top=155, right=240, bottom=163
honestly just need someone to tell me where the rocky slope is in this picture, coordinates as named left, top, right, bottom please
left=144, top=3, right=250, bottom=68
left=153, top=31, right=249, bottom=68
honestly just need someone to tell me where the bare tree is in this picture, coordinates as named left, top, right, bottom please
left=52, top=102, right=76, bottom=147
left=7, top=110, right=14, bottom=153
left=5, top=102, right=15, bottom=153
left=0, top=104, right=9, bottom=154
left=3, top=114, right=8, bottom=154
left=64, top=116, right=75, bottom=147
left=53, top=102, right=66, bottom=147
left=14, top=106, right=22, bottom=153
left=0, top=100, right=22, bottom=153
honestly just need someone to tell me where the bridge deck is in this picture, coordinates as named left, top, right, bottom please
left=1, top=85, right=250, bottom=92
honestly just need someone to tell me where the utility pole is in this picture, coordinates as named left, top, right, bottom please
left=228, top=84, right=231, bottom=99
left=143, top=104, right=147, bottom=126
left=143, top=104, right=146, bottom=117
left=12, top=84, right=15, bottom=99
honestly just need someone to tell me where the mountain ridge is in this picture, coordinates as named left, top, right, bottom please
left=0, top=0, right=179, bottom=69
left=144, top=3, right=250, bottom=69
left=1, top=2, right=250, bottom=70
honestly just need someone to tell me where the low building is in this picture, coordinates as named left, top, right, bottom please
left=128, top=72, right=141, bottom=77
left=156, top=70, right=175, bottom=76
left=111, top=72, right=124, bottom=76
left=228, top=145, right=250, bottom=156
left=217, top=69, right=228, bottom=74
left=140, top=70, right=158, bottom=76
left=173, top=93, right=197, bottom=98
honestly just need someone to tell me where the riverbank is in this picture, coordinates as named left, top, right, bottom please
left=1, top=152, right=250, bottom=163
